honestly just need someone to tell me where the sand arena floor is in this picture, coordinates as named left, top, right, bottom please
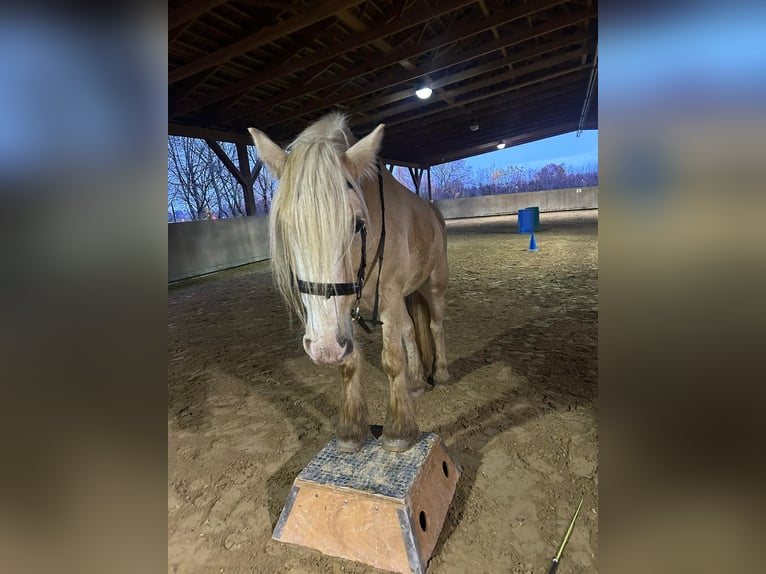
left=168, top=209, right=598, bottom=573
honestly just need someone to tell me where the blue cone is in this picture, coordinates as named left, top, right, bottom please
left=528, top=231, right=538, bottom=251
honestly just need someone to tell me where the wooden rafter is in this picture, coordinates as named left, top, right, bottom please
left=169, top=0, right=231, bottom=31
left=220, top=5, right=594, bottom=128
left=349, top=63, right=591, bottom=131
left=404, top=84, right=584, bottom=136
left=167, top=0, right=598, bottom=165
left=205, top=139, right=249, bottom=189
left=170, top=0, right=367, bottom=84
left=170, top=0, right=479, bottom=117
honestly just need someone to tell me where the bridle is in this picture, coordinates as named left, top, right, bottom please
left=294, top=166, right=386, bottom=333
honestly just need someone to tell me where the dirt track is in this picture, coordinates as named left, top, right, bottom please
left=168, top=209, right=598, bottom=573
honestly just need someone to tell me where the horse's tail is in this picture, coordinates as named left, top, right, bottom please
left=406, top=291, right=435, bottom=381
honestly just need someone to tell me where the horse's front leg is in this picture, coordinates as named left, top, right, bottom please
left=336, top=345, right=369, bottom=453
left=381, top=299, right=420, bottom=452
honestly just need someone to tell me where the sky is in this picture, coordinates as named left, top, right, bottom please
left=463, top=129, right=598, bottom=173
left=600, top=6, right=766, bottom=108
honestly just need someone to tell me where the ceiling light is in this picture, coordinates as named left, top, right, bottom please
left=496, top=142, right=506, bottom=149
left=415, top=86, right=433, bottom=99
left=469, top=124, right=479, bottom=131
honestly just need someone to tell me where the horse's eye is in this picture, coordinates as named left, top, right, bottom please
left=354, top=218, right=364, bottom=234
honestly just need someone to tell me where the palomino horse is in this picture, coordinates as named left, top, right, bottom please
left=249, top=113, right=449, bottom=453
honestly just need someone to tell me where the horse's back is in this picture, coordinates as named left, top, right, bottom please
left=379, top=172, right=447, bottom=293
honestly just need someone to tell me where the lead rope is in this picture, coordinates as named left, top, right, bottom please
left=353, top=164, right=386, bottom=333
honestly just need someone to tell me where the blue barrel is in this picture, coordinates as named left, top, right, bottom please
left=518, top=208, right=534, bottom=233
left=527, top=206, right=540, bottom=228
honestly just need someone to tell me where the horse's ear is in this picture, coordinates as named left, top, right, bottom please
left=344, top=123, right=384, bottom=180
left=248, top=128, right=287, bottom=178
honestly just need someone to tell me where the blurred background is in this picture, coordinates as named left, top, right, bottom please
left=1, top=1, right=764, bottom=573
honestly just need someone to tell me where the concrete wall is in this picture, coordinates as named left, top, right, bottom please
left=434, top=186, right=598, bottom=219
left=168, top=187, right=597, bottom=282
left=168, top=215, right=270, bottom=282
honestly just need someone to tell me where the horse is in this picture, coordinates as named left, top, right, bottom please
left=248, top=112, right=449, bottom=453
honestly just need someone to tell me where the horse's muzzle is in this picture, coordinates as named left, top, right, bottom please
left=303, top=336, right=354, bottom=365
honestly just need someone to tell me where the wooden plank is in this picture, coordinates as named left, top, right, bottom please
left=169, top=0, right=230, bottom=30
left=171, top=0, right=478, bottom=115
left=278, top=481, right=410, bottom=573
left=169, top=122, right=253, bottom=145
left=407, top=437, right=461, bottom=565
left=349, top=62, right=591, bottom=130
left=220, top=1, right=586, bottom=126
left=205, top=139, right=249, bottom=189
left=169, top=0, right=366, bottom=84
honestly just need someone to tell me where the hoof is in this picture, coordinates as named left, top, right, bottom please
left=381, top=437, right=417, bottom=452
left=335, top=438, right=364, bottom=453
left=408, top=378, right=433, bottom=398
left=433, top=370, right=451, bottom=387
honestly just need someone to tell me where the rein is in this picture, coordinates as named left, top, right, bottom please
left=295, top=166, right=386, bottom=333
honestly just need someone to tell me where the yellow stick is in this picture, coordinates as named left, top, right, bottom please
left=547, top=497, right=584, bottom=574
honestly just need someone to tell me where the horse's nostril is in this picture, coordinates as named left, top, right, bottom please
left=336, top=336, right=348, bottom=348
left=303, top=338, right=312, bottom=353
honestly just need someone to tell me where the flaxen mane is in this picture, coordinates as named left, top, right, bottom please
left=268, top=113, right=373, bottom=324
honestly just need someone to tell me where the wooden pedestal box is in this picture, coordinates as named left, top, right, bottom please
left=273, top=432, right=461, bottom=574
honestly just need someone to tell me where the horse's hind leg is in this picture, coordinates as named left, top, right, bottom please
left=381, top=299, right=419, bottom=452
left=336, top=346, right=369, bottom=453
left=403, top=294, right=429, bottom=396
left=426, top=255, right=450, bottom=386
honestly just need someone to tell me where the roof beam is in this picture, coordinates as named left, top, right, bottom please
left=400, top=116, right=582, bottom=166
left=246, top=71, right=588, bottom=151
left=169, top=0, right=231, bottom=31
left=388, top=91, right=584, bottom=152
left=238, top=27, right=592, bottom=129
left=169, top=123, right=254, bottom=146
left=350, top=63, right=591, bottom=130
left=423, top=114, right=581, bottom=156
left=351, top=44, right=589, bottom=117
left=411, top=104, right=584, bottom=153
left=171, top=0, right=564, bottom=118
left=204, top=139, right=250, bottom=189
left=424, top=122, right=582, bottom=166
left=398, top=82, right=585, bottom=139
left=169, top=0, right=366, bottom=84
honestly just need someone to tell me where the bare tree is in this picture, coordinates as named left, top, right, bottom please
left=430, top=159, right=474, bottom=199
left=168, top=136, right=249, bottom=221
left=491, top=164, right=526, bottom=193
left=168, top=136, right=215, bottom=220
left=534, top=163, right=567, bottom=190
left=255, top=168, right=277, bottom=214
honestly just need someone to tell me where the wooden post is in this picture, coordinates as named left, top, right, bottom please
left=273, top=432, right=461, bottom=574
left=204, top=139, right=256, bottom=216
left=408, top=167, right=422, bottom=196
left=236, top=142, right=256, bottom=216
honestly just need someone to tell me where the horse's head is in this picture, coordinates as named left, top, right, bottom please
left=249, top=115, right=384, bottom=365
